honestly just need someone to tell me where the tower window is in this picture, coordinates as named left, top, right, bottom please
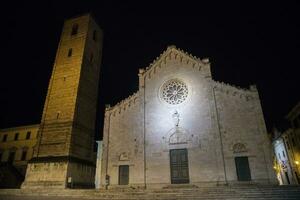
left=8, top=152, right=15, bottom=163
left=71, top=24, right=78, bottom=35
left=286, top=141, right=290, bottom=149
left=2, top=134, right=7, bottom=142
left=26, top=131, right=31, bottom=140
left=14, top=133, right=19, bottom=141
left=90, top=53, right=94, bottom=63
left=21, top=151, right=27, bottom=161
left=292, top=138, right=296, bottom=146
left=93, top=30, right=97, bottom=41
left=56, top=112, right=60, bottom=119
left=68, top=48, right=73, bottom=57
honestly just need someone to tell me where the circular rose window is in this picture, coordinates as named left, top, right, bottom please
left=161, top=79, right=188, bottom=105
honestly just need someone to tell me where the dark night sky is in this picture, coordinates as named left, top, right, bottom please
left=0, top=1, right=299, bottom=139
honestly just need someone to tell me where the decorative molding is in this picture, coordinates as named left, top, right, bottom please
left=212, top=81, right=257, bottom=101
left=138, top=46, right=210, bottom=81
left=106, top=92, right=140, bottom=116
left=119, top=152, right=129, bottom=161
left=232, top=143, right=247, bottom=153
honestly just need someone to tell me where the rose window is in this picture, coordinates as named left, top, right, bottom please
left=162, top=79, right=188, bottom=105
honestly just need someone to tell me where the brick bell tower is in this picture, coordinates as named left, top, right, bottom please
left=22, top=14, right=103, bottom=188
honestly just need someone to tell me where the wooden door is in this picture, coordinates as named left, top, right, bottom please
left=119, top=165, right=129, bottom=185
left=170, top=149, right=189, bottom=184
left=235, top=157, right=251, bottom=181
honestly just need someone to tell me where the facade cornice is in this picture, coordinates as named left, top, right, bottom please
left=105, top=91, right=140, bottom=116
left=138, top=45, right=210, bottom=78
left=212, top=80, right=258, bottom=100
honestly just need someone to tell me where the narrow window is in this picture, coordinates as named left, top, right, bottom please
left=90, top=53, right=94, bottom=63
left=21, top=151, right=27, bottom=161
left=2, top=134, right=7, bottom=142
left=282, top=151, right=286, bottom=158
left=26, top=131, right=31, bottom=140
left=292, top=138, right=296, bottom=146
left=93, top=30, right=97, bottom=41
left=14, top=133, right=19, bottom=141
left=278, top=153, right=281, bottom=159
left=68, top=48, right=73, bottom=57
left=56, top=112, right=60, bottom=119
left=286, top=141, right=290, bottom=149
left=8, top=152, right=15, bottom=163
left=71, top=24, right=78, bottom=35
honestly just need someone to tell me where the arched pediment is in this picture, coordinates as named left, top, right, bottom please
left=168, top=127, right=188, bottom=145
left=233, top=143, right=247, bottom=153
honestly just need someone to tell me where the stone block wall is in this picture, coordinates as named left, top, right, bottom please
left=101, top=93, right=145, bottom=187
left=100, top=46, right=276, bottom=188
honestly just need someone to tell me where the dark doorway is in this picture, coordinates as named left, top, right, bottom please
left=235, top=156, right=251, bottom=181
left=295, top=172, right=300, bottom=184
left=8, top=152, right=15, bottom=163
left=170, top=149, right=189, bottom=184
left=285, top=172, right=290, bottom=184
left=118, top=165, right=129, bottom=185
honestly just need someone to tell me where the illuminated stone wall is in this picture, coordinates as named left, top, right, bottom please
left=101, top=46, right=276, bottom=188
left=142, top=47, right=224, bottom=187
left=213, top=83, right=275, bottom=183
left=101, top=92, right=145, bottom=187
left=22, top=14, right=102, bottom=188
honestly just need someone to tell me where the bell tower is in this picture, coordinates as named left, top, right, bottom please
left=22, top=14, right=103, bottom=188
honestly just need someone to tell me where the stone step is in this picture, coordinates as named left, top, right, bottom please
left=1, top=186, right=300, bottom=200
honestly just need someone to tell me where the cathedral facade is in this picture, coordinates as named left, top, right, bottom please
left=100, top=46, right=276, bottom=188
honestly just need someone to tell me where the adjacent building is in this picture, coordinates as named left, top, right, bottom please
left=0, top=124, right=39, bottom=188
left=273, top=102, right=300, bottom=185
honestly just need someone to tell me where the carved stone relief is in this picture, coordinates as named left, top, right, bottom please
left=233, top=143, right=247, bottom=153
left=119, top=152, right=129, bottom=161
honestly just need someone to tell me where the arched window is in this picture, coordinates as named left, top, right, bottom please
left=71, top=23, right=78, bottom=35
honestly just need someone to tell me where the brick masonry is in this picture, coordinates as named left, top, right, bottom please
left=22, top=14, right=103, bottom=188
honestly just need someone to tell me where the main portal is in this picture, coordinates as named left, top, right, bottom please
left=170, top=149, right=189, bottom=184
